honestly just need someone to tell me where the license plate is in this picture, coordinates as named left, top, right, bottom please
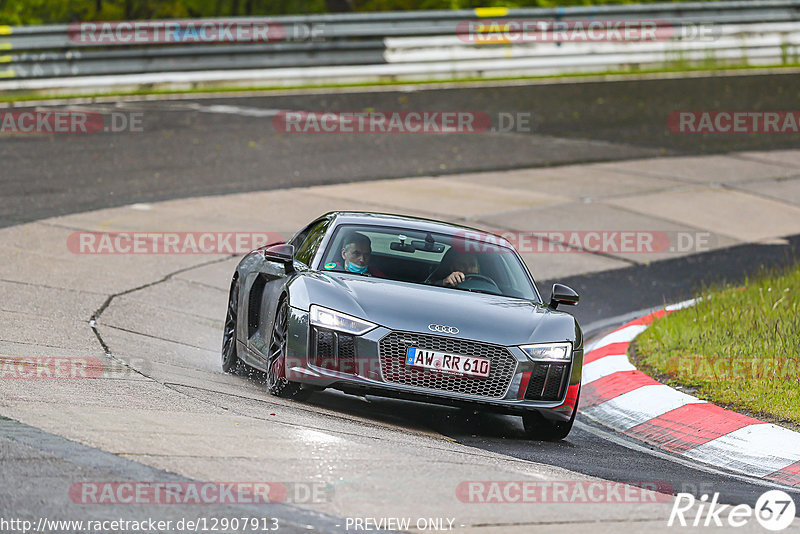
left=405, top=347, right=490, bottom=378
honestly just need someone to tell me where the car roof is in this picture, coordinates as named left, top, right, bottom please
left=324, top=211, right=512, bottom=247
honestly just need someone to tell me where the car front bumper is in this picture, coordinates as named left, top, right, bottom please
left=285, top=307, right=582, bottom=421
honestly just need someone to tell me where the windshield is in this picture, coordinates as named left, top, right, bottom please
left=319, top=224, right=540, bottom=301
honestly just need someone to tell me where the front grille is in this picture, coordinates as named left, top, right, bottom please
left=524, top=362, right=570, bottom=401
left=311, top=327, right=356, bottom=373
left=378, top=331, right=517, bottom=399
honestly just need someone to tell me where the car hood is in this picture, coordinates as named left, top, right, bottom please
left=289, top=272, right=579, bottom=347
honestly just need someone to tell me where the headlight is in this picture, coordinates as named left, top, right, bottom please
left=309, top=305, right=377, bottom=336
left=520, top=342, right=572, bottom=361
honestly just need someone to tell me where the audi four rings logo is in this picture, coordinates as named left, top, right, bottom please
left=428, top=324, right=459, bottom=335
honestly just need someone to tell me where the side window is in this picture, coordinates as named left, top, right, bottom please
left=295, top=219, right=330, bottom=266
left=289, top=222, right=315, bottom=249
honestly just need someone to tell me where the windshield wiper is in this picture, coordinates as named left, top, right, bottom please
left=466, top=288, right=502, bottom=296
left=448, top=286, right=501, bottom=296
left=324, top=269, right=372, bottom=277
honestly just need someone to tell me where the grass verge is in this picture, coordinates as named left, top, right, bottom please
left=632, top=263, right=800, bottom=427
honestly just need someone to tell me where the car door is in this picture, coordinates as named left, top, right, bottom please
left=246, top=217, right=332, bottom=362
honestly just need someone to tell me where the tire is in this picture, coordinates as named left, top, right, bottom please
left=266, top=298, right=312, bottom=401
left=522, top=390, right=580, bottom=441
left=221, top=277, right=241, bottom=373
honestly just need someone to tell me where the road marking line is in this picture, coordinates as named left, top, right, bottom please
left=187, top=103, right=284, bottom=117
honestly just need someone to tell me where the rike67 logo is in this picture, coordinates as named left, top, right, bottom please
left=669, top=490, right=796, bottom=531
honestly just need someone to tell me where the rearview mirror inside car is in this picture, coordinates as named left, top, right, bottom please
left=412, top=240, right=445, bottom=253
left=390, top=241, right=416, bottom=253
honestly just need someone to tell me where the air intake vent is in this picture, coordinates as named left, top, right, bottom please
left=312, top=327, right=357, bottom=373
left=524, top=362, right=569, bottom=401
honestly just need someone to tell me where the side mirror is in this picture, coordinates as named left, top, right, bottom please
left=549, top=283, right=579, bottom=309
left=264, top=243, right=295, bottom=274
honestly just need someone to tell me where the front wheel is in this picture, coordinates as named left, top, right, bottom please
left=522, top=391, right=580, bottom=441
left=221, top=277, right=241, bottom=374
left=266, top=298, right=312, bottom=401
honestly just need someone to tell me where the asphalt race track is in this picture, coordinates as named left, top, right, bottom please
left=3, top=72, right=800, bottom=228
left=2, top=73, right=800, bottom=533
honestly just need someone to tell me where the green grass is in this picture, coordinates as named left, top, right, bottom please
left=633, top=263, right=800, bottom=426
left=2, top=62, right=800, bottom=105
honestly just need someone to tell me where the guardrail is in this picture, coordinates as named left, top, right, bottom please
left=1, top=0, right=799, bottom=92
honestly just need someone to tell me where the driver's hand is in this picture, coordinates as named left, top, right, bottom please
left=443, top=271, right=465, bottom=287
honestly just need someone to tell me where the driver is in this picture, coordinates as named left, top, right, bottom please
left=442, top=252, right=480, bottom=287
left=335, top=232, right=385, bottom=277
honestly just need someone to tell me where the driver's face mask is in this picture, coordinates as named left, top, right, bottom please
left=346, top=262, right=369, bottom=274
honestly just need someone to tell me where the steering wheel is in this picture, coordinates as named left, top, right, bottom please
left=458, top=274, right=501, bottom=291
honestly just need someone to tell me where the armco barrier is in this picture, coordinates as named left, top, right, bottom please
left=1, top=0, right=799, bottom=91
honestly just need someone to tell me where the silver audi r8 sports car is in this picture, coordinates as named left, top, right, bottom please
left=221, top=212, right=583, bottom=440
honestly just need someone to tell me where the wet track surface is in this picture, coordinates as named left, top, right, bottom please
left=307, top=390, right=780, bottom=509
left=2, top=73, right=800, bottom=528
